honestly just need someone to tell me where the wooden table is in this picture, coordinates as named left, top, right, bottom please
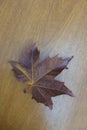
left=0, top=0, right=87, bottom=130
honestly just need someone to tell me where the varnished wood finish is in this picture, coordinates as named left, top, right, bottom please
left=0, top=0, right=87, bottom=130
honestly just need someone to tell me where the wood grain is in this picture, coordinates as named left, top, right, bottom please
left=0, top=0, right=87, bottom=130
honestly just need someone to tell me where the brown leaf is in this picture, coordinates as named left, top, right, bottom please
left=9, top=44, right=74, bottom=109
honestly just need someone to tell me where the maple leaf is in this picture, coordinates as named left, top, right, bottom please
left=9, top=44, right=74, bottom=109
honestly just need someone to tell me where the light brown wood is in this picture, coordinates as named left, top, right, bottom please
left=0, top=0, right=87, bottom=130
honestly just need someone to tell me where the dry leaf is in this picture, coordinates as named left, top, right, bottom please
left=9, top=44, right=74, bottom=109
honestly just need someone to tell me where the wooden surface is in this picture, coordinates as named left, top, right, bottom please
left=0, top=0, right=87, bottom=130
